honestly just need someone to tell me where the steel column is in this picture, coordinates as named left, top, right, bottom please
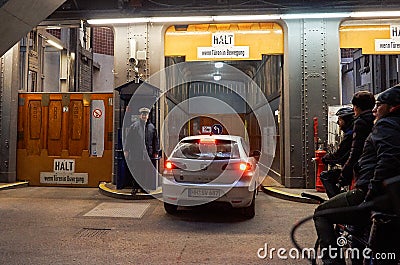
left=283, top=18, right=341, bottom=188
left=0, top=44, right=19, bottom=182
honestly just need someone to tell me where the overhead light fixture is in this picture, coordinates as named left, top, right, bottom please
left=87, top=17, right=148, bottom=25
left=46, top=39, right=64, bottom=50
left=281, top=12, right=349, bottom=19
left=213, top=14, right=280, bottom=21
left=88, top=16, right=212, bottom=25
left=349, top=11, right=400, bottom=18
left=37, top=28, right=64, bottom=50
left=45, top=26, right=61, bottom=30
left=150, top=16, right=212, bottom=23
left=213, top=73, right=222, bottom=81
left=87, top=11, right=400, bottom=25
left=214, top=62, right=223, bottom=69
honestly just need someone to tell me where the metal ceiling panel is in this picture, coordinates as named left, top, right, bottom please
left=0, top=0, right=66, bottom=56
left=47, top=0, right=400, bottom=20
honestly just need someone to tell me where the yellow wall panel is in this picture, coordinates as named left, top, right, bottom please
left=339, top=24, right=391, bottom=54
left=165, top=23, right=283, bottom=61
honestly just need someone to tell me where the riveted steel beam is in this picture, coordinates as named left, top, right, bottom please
left=283, top=18, right=341, bottom=188
left=0, top=44, right=19, bottom=182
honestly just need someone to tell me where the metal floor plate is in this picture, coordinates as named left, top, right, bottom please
left=84, top=202, right=150, bottom=218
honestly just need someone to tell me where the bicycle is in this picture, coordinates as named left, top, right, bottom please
left=291, top=176, right=400, bottom=265
left=295, top=192, right=370, bottom=265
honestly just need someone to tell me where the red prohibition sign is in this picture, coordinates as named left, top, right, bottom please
left=92, top=108, right=102, bottom=118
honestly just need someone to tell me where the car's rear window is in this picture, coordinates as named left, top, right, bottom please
left=172, top=139, right=240, bottom=160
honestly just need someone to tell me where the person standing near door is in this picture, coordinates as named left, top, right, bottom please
left=125, top=107, right=159, bottom=194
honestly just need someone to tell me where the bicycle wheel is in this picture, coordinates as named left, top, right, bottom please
left=311, top=238, right=319, bottom=265
left=291, top=215, right=323, bottom=264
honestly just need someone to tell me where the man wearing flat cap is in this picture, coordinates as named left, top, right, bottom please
left=313, top=86, right=400, bottom=265
left=125, top=106, right=159, bottom=194
left=139, top=107, right=150, bottom=114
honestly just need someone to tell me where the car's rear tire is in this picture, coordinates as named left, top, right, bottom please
left=164, top=202, right=178, bottom=214
left=241, top=192, right=256, bottom=219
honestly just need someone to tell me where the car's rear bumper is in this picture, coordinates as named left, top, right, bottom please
left=162, top=178, right=254, bottom=208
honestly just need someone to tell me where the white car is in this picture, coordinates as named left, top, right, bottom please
left=162, top=135, right=261, bottom=218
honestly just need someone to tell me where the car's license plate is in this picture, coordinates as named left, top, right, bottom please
left=188, top=188, right=220, bottom=198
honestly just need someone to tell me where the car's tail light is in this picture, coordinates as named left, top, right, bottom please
left=221, top=163, right=252, bottom=171
left=164, top=161, right=186, bottom=170
left=239, top=163, right=253, bottom=181
left=165, top=161, right=176, bottom=170
left=239, top=163, right=252, bottom=171
left=199, top=138, right=216, bottom=144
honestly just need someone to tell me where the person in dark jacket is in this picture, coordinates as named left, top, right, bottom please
left=339, top=91, right=375, bottom=187
left=320, top=107, right=354, bottom=198
left=125, top=107, right=159, bottom=194
left=313, top=87, right=400, bottom=265
left=145, top=118, right=160, bottom=168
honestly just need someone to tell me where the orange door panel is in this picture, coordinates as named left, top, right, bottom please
left=17, top=93, right=113, bottom=187
left=48, top=100, right=63, bottom=156
left=27, top=100, right=42, bottom=156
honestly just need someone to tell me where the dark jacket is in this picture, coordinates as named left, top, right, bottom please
left=354, top=109, right=400, bottom=199
left=340, top=110, right=375, bottom=185
left=145, top=121, right=159, bottom=157
left=126, top=119, right=147, bottom=161
left=126, top=119, right=159, bottom=160
left=322, top=125, right=353, bottom=166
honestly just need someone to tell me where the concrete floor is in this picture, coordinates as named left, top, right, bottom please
left=0, top=186, right=318, bottom=265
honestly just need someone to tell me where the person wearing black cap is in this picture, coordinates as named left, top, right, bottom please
left=358, top=85, right=400, bottom=201
left=320, top=107, right=354, bottom=198
left=125, top=107, right=159, bottom=194
left=313, top=87, right=400, bottom=265
left=339, top=91, right=375, bottom=188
